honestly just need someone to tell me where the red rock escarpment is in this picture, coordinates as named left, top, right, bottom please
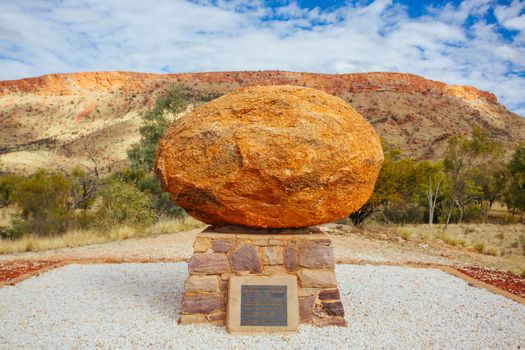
left=0, top=71, right=497, bottom=104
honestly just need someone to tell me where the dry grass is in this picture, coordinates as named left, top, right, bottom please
left=394, top=224, right=525, bottom=275
left=0, top=216, right=204, bottom=255
left=435, top=232, right=466, bottom=247
left=398, top=224, right=525, bottom=257
left=334, top=222, right=525, bottom=275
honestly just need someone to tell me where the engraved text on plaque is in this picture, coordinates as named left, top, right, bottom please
left=240, top=285, right=287, bottom=326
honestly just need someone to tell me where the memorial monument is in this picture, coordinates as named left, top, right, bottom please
left=155, top=85, right=383, bottom=333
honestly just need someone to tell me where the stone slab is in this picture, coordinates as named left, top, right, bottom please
left=228, top=244, right=262, bottom=273
left=298, top=244, right=334, bottom=268
left=188, top=253, right=230, bottom=274
left=184, top=275, right=219, bottom=292
left=181, top=293, right=224, bottom=314
left=193, top=238, right=211, bottom=253
left=262, top=246, right=284, bottom=265
left=197, top=231, right=329, bottom=242
left=297, top=269, right=337, bottom=288
left=227, top=275, right=299, bottom=334
left=204, top=225, right=323, bottom=235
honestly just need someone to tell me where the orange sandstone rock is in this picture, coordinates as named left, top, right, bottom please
left=155, top=85, right=383, bottom=228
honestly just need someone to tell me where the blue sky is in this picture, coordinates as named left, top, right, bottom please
left=1, top=0, right=524, bottom=116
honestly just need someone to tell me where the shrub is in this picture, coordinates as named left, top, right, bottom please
left=115, top=168, right=185, bottom=218
left=383, top=203, right=424, bottom=224
left=483, top=246, right=499, bottom=256
left=0, top=218, right=27, bottom=239
left=73, top=209, right=96, bottom=230
left=436, top=233, right=465, bottom=246
left=398, top=229, right=412, bottom=240
left=440, top=206, right=461, bottom=224
left=443, top=205, right=486, bottom=225
left=492, top=214, right=521, bottom=225
left=463, top=204, right=482, bottom=223
left=10, top=170, right=72, bottom=236
left=0, top=174, right=23, bottom=207
left=463, top=226, right=476, bottom=235
left=474, top=242, right=486, bottom=253
left=95, top=180, right=156, bottom=228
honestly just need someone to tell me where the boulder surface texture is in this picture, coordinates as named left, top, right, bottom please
left=155, top=85, right=383, bottom=228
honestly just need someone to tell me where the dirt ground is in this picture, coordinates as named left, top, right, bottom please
left=0, top=226, right=524, bottom=300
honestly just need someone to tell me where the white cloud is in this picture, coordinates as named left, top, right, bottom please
left=494, top=0, right=525, bottom=31
left=0, top=0, right=524, bottom=116
left=431, top=0, right=492, bottom=24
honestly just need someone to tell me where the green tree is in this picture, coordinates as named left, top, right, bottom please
left=63, top=137, right=107, bottom=211
left=0, top=174, right=24, bottom=238
left=0, top=174, right=23, bottom=208
left=63, top=165, right=103, bottom=211
left=350, top=144, right=423, bottom=224
left=416, top=161, right=445, bottom=225
left=126, top=85, right=187, bottom=218
left=443, top=128, right=501, bottom=229
left=506, top=142, right=525, bottom=217
left=128, top=84, right=187, bottom=170
left=471, top=160, right=507, bottom=222
left=95, top=180, right=156, bottom=228
left=11, top=170, right=72, bottom=236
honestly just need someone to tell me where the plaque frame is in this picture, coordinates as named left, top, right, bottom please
left=227, top=274, right=299, bottom=334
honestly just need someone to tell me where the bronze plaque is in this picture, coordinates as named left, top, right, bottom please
left=240, top=285, right=287, bottom=326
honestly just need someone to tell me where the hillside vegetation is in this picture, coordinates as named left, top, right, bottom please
left=1, top=71, right=524, bottom=174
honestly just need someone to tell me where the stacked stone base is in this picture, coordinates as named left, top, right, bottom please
left=180, top=226, right=347, bottom=327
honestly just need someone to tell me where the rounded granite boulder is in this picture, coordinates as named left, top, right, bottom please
left=155, top=85, right=383, bottom=228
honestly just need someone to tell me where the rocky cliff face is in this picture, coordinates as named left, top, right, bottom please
left=0, top=71, right=497, bottom=103
left=0, top=70, right=523, bottom=174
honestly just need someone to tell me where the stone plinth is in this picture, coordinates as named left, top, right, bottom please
left=179, top=226, right=347, bottom=327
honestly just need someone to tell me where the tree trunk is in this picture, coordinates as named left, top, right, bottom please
left=350, top=202, right=373, bottom=225
left=428, top=180, right=441, bottom=226
left=458, top=201, right=465, bottom=224
left=444, top=197, right=455, bottom=230
left=427, top=194, right=433, bottom=226
left=157, top=202, right=171, bottom=220
left=482, top=198, right=494, bottom=224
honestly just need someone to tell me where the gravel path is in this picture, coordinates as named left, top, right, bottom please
left=1, top=263, right=524, bottom=349
left=0, top=228, right=449, bottom=266
left=0, top=229, right=202, bottom=262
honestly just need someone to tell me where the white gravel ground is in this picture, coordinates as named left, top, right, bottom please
left=0, top=263, right=524, bottom=350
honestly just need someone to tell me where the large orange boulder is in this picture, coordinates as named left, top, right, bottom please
left=155, top=85, right=383, bottom=228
